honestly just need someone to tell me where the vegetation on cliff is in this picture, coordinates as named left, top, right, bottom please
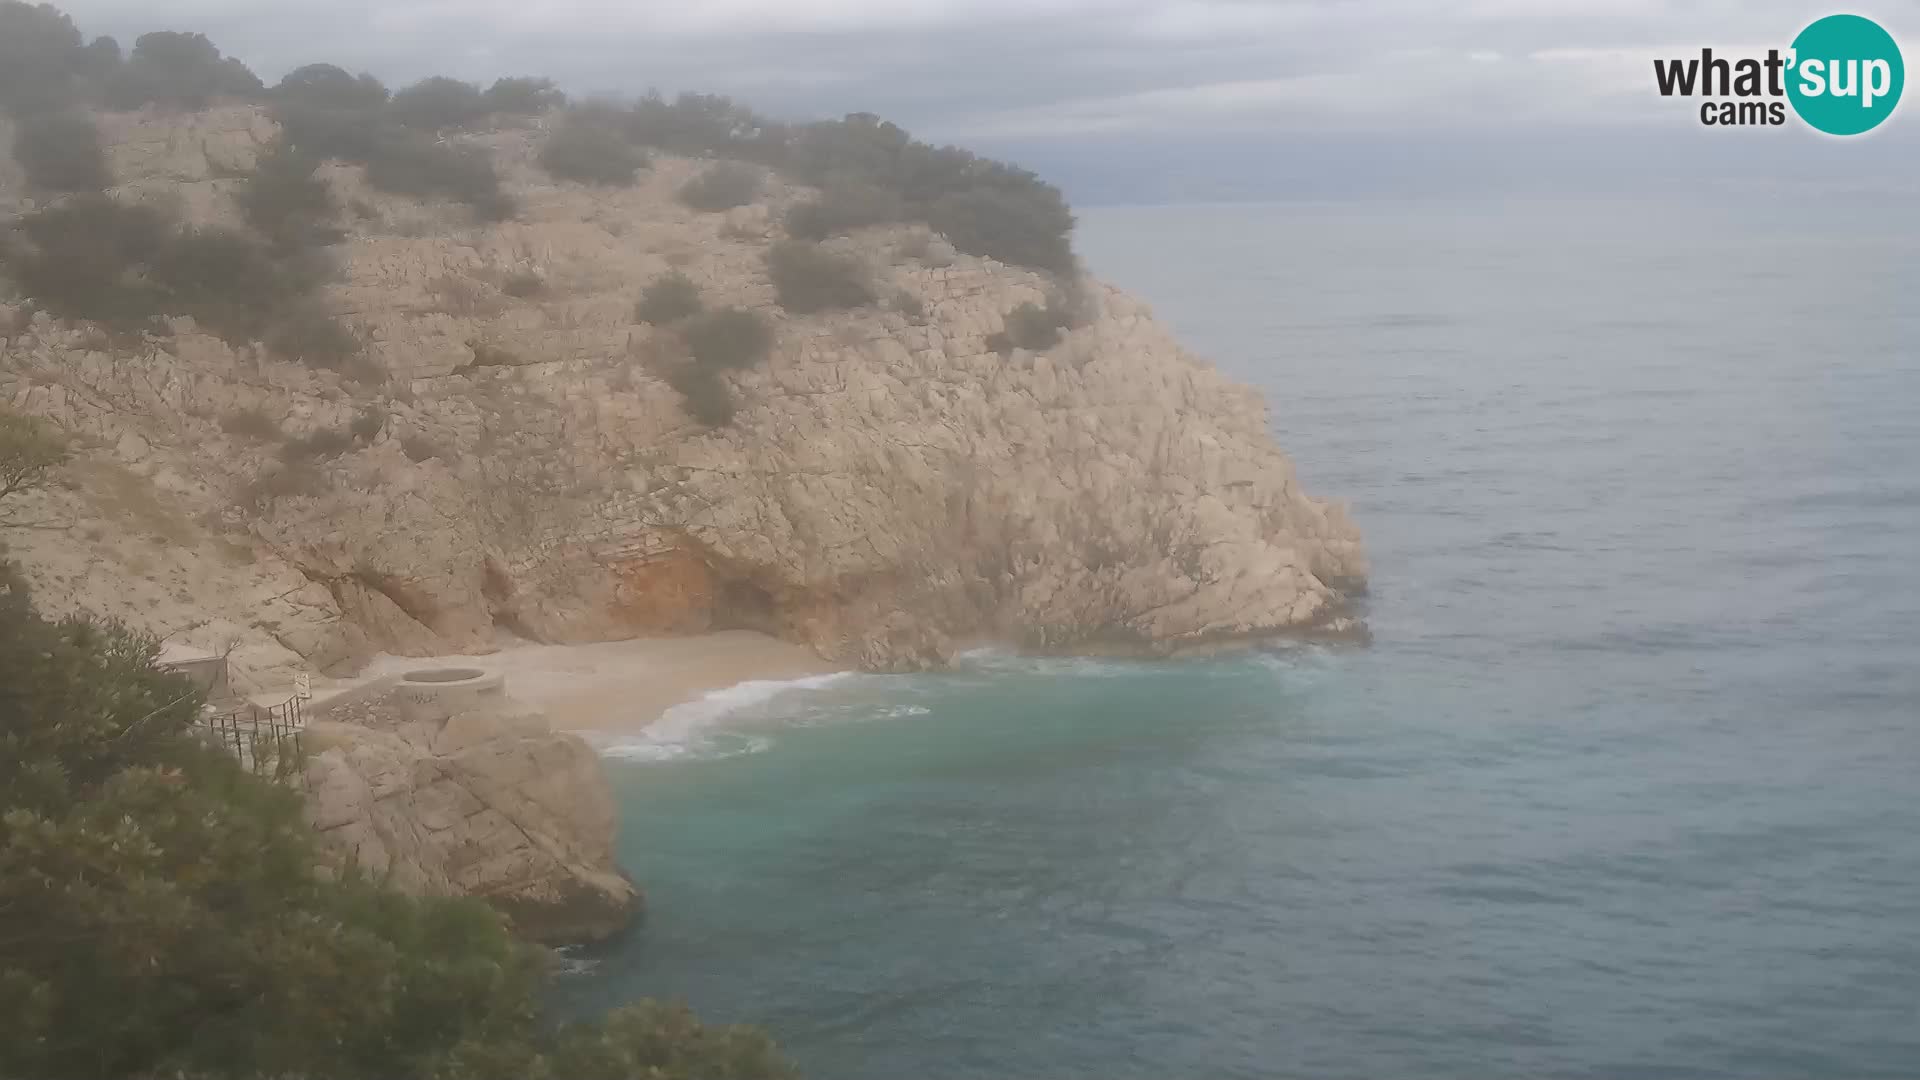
left=0, top=0, right=1082, bottom=430
left=1, top=0, right=1076, bottom=275
left=0, top=419, right=794, bottom=1078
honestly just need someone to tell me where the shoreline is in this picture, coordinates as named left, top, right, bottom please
left=350, top=631, right=841, bottom=734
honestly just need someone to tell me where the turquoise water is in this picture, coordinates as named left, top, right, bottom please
left=557, top=198, right=1920, bottom=1078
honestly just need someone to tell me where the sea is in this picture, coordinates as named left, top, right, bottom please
left=553, top=196, right=1920, bottom=1079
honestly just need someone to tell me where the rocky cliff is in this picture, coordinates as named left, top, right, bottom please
left=301, top=670, right=639, bottom=943
left=0, top=105, right=1366, bottom=689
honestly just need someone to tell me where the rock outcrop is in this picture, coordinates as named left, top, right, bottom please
left=0, top=105, right=1366, bottom=680
left=302, top=672, right=640, bottom=943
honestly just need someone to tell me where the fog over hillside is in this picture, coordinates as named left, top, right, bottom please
left=43, top=0, right=1920, bottom=204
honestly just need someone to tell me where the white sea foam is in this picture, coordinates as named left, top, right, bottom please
left=550, top=945, right=600, bottom=977
left=592, top=671, right=856, bottom=762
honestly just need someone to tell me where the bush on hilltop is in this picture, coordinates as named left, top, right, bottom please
left=539, top=115, right=649, bottom=186
left=240, top=142, right=342, bottom=250
left=635, top=271, right=703, bottom=324
left=105, top=30, right=261, bottom=110
left=768, top=240, right=874, bottom=314
left=273, top=63, right=390, bottom=111
left=0, top=1, right=104, bottom=116
left=685, top=306, right=772, bottom=370
left=784, top=179, right=906, bottom=240
left=987, top=295, right=1081, bottom=354
left=667, top=365, right=736, bottom=428
left=389, top=75, right=486, bottom=131
left=11, top=110, right=110, bottom=192
left=679, top=161, right=763, bottom=212
left=483, top=76, right=565, bottom=116
left=363, top=135, right=515, bottom=220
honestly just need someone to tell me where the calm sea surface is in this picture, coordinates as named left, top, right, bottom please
left=557, top=198, right=1920, bottom=1078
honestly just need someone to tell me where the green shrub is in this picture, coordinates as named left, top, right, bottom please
left=218, top=406, right=280, bottom=441
left=785, top=115, right=1077, bottom=274
left=269, top=66, right=391, bottom=163
left=684, top=307, right=772, bottom=370
left=634, top=271, right=702, bottom=324
left=547, top=1001, right=792, bottom=1077
left=538, top=120, right=648, bottom=186
left=785, top=179, right=905, bottom=240
left=104, top=30, right=260, bottom=110
left=0, top=2, right=90, bottom=116
left=147, top=224, right=306, bottom=341
left=987, top=299, right=1075, bottom=354
left=12, top=110, right=110, bottom=192
left=928, top=184, right=1076, bottom=276
left=6, top=199, right=328, bottom=344
left=272, top=99, right=388, bottom=162
left=363, top=135, right=515, bottom=220
left=272, top=63, right=389, bottom=110
left=767, top=240, right=874, bottom=314
left=0, top=573, right=800, bottom=1079
left=679, top=161, right=762, bottom=212
left=7, top=195, right=171, bottom=329
left=625, top=91, right=784, bottom=160
left=667, top=364, right=735, bottom=427
left=239, top=142, right=341, bottom=250
left=389, top=75, right=485, bottom=131
left=483, top=76, right=564, bottom=116
left=0, top=408, right=69, bottom=508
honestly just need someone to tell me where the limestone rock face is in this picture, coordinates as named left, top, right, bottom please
left=0, top=106, right=1367, bottom=676
left=302, top=678, right=640, bottom=943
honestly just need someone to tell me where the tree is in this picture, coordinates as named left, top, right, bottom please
left=679, top=162, right=762, bottom=213
left=272, top=63, right=388, bottom=111
left=483, top=76, right=564, bottom=116
left=784, top=179, right=905, bottom=240
left=389, top=76, right=486, bottom=131
left=635, top=272, right=702, bottom=325
left=986, top=299, right=1074, bottom=355
left=362, top=135, right=516, bottom=221
left=0, top=572, right=796, bottom=1080
left=767, top=241, right=874, bottom=314
left=538, top=118, right=648, bottom=186
left=667, top=366, right=735, bottom=428
left=6, top=196, right=172, bottom=329
left=240, top=142, right=341, bottom=250
left=11, top=110, right=110, bottom=192
left=685, top=307, right=773, bottom=370
left=107, top=30, right=261, bottom=110
left=0, top=410, right=68, bottom=517
left=0, top=1, right=87, bottom=116
left=928, top=182, right=1076, bottom=275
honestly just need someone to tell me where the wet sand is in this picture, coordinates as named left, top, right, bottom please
left=357, top=631, right=839, bottom=732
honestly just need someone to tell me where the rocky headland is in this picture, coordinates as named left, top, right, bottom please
left=0, top=97, right=1364, bottom=937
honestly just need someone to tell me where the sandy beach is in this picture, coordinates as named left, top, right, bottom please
left=350, top=631, right=840, bottom=733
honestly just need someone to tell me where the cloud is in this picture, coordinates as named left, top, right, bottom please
left=43, top=0, right=1919, bottom=200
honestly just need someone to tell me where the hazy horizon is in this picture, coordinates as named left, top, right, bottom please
left=40, top=0, right=1920, bottom=206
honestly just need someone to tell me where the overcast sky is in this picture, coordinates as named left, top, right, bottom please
left=48, top=0, right=1920, bottom=202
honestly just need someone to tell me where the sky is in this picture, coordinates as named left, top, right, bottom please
left=46, top=0, right=1920, bottom=203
